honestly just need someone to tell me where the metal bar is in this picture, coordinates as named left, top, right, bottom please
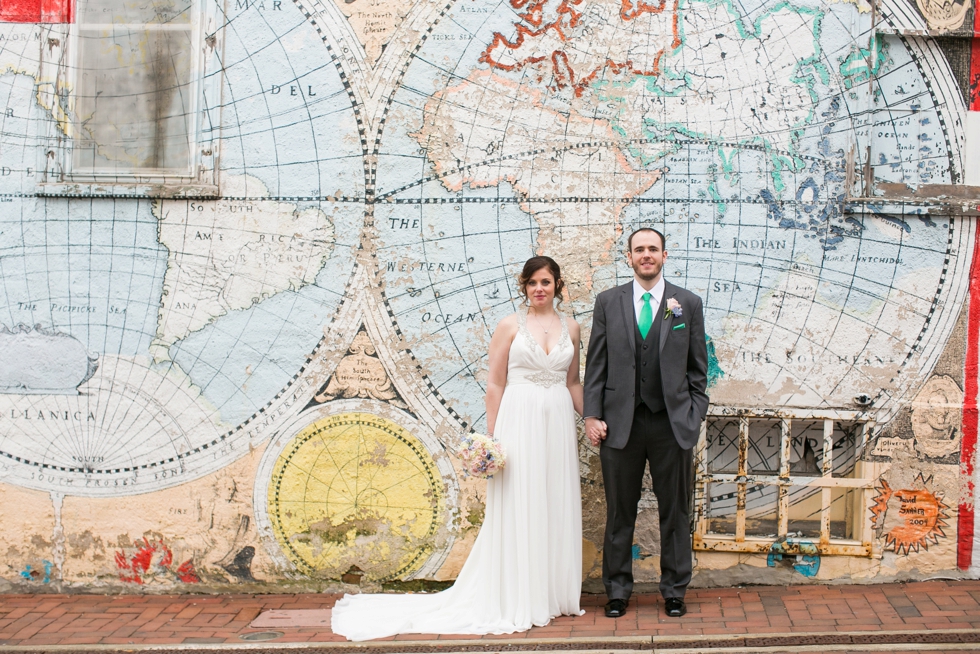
left=737, top=418, right=748, bottom=478
left=695, top=535, right=872, bottom=557
left=855, top=420, right=875, bottom=460
left=695, top=420, right=709, bottom=538
left=778, top=419, right=791, bottom=537
left=735, top=417, right=748, bottom=542
left=820, top=419, right=834, bottom=546
left=707, top=407, right=867, bottom=421
left=822, top=420, right=834, bottom=477
left=704, top=474, right=874, bottom=488
left=857, top=454, right=877, bottom=553
left=862, top=480, right=875, bottom=551
left=851, top=423, right=874, bottom=545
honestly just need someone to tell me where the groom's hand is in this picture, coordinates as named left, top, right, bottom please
left=585, top=417, right=607, bottom=446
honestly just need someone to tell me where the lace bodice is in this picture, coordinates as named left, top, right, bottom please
left=506, top=308, right=573, bottom=389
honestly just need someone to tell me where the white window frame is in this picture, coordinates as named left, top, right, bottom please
left=694, top=408, right=880, bottom=558
left=37, top=0, right=221, bottom=198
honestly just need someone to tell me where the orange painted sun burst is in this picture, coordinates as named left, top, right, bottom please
left=870, top=473, right=950, bottom=555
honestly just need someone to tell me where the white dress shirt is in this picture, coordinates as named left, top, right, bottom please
left=633, top=277, right=665, bottom=326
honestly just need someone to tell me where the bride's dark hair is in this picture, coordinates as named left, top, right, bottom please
left=517, top=256, right=565, bottom=305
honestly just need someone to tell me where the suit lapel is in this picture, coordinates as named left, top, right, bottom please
left=619, top=283, right=636, bottom=355
left=660, top=281, right=675, bottom=353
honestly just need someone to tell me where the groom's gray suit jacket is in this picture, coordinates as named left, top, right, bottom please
left=584, top=280, right=709, bottom=450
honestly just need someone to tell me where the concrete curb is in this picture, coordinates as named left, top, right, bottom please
left=1, top=629, right=979, bottom=653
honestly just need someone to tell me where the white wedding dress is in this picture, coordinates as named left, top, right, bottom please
left=331, top=309, right=584, bottom=641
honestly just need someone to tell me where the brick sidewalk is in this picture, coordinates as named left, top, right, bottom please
left=0, top=580, right=978, bottom=651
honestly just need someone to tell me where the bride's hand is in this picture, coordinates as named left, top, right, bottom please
left=585, top=417, right=607, bottom=446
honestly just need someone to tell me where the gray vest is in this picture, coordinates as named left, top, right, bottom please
left=634, top=308, right=666, bottom=413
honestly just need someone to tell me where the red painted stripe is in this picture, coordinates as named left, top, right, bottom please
left=970, top=0, right=980, bottom=110
left=972, top=37, right=980, bottom=111
left=0, top=0, right=41, bottom=22
left=958, top=225, right=980, bottom=569
left=40, top=0, right=70, bottom=23
left=0, top=0, right=71, bottom=23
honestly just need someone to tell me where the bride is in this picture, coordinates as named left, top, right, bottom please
left=331, top=256, right=585, bottom=640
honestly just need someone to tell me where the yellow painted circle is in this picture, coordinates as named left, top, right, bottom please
left=268, top=412, right=444, bottom=581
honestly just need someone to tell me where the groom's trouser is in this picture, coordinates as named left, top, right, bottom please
left=600, top=404, right=693, bottom=601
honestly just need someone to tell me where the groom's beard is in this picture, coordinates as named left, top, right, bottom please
left=632, top=264, right=663, bottom=282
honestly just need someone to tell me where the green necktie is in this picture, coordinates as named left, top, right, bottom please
left=638, top=292, right=653, bottom=339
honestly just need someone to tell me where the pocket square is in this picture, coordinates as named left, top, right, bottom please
left=672, top=323, right=686, bottom=330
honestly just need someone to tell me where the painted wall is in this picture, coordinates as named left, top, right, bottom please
left=0, top=0, right=978, bottom=593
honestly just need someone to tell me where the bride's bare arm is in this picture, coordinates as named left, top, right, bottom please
left=485, top=314, right=518, bottom=434
left=566, top=318, right=585, bottom=416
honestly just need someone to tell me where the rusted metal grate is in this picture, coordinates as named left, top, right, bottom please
left=693, top=408, right=878, bottom=557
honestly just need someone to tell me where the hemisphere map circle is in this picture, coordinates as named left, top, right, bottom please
left=376, top=0, right=970, bottom=431
left=265, top=412, right=446, bottom=581
left=0, top=7, right=362, bottom=495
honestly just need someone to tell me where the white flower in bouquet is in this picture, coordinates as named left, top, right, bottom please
left=457, top=433, right=506, bottom=479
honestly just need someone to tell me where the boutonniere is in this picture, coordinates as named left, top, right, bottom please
left=664, top=297, right=682, bottom=320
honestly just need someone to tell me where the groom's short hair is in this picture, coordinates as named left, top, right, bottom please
left=627, top=227, right=665, bottom=252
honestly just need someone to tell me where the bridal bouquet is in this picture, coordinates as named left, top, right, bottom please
left=457, top=433, right=506, bottom=479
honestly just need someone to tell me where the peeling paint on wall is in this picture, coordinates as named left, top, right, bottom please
left=115, top=538, right=200, bottom=585
left=768, top=537, right=821, bottom=577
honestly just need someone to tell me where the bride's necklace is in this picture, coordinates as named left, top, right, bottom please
left=528, top=308, right=557, bottom=335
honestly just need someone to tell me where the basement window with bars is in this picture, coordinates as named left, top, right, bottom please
left=694, top=409, right=879, bottom=557
left=38, top=0, right=220, bottom=197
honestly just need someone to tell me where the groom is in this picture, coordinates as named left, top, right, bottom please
left=584, top=227, right=709, bottom=619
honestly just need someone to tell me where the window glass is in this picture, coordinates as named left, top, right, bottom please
left=71, top=0, right=197, bottom=177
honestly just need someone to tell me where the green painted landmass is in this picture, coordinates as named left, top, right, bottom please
left=839, top=33, right=887, bottom=89
left=706, top=335, right=725, bottom=388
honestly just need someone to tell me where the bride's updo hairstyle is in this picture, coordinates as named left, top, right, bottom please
left=517, top=256, right=565, bottom=305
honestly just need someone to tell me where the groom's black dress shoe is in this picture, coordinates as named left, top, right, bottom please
left=664, top=598, right=687, bottom=617
left=604, top=598, right=629, bottom=618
